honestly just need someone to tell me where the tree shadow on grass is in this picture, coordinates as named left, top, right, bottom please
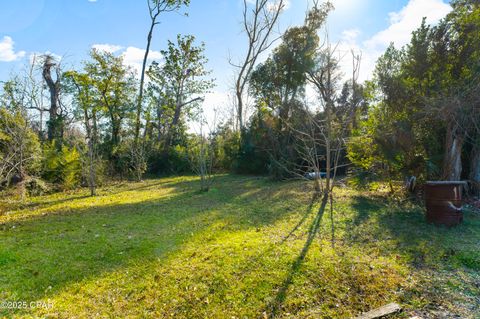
left=0, top=175, right=303, bottom=314
left=344, top=194, right=480, bottom=317
left=280, top=193, right=320, bottom=244
left=0, top=180, right=177, bottom=218
left=346, top=194, right=480, bottom=269
left=267, top=194, right=329, bottom=318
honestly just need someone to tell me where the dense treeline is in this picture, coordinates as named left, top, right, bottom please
left=1, top=0, right=479, bottom=197
left=348, top=0, right=480, bottom=194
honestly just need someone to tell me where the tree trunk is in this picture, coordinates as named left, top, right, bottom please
left=236, top=90, right=244, bottom=131
left=157, top=102, right=164, bottom=141
left=443, top=122, right=464, bottom=181
left=135, top=20, right=156, bottom=143
left=111, top=119, right=120, bottom=147
left=165, top=86, right=184, bottom=150
left=84, top=109, right=97, bottom=196
left=470, top=144, right=480, bottom=197
left=42, top=58, right=61, bottom=141
left=88, top=139, right=96, bottom=197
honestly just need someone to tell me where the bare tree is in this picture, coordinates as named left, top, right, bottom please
left=25, top=55, right=48, bottom=137
left=231, top=0, right=285, bottom=130
left=188, top=110, right=217, bottom=192
left=0, top=108, right=40, bottom=199
left=1, top=55, right=57, bottom=139
left=304, top=42, right=343, bottom=193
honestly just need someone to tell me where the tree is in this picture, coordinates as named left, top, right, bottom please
left=41, top=54, right=65, bottom=142
left=232, top=0, right=285, bottom=130
left=246, top=2, right=333, bottom=178
left=187, top=110, right=217, bottom=192
left=349, top=1, right=480, bottom=191
left=251, top=2, right=333, bottom=118
left=1, top=57, right=49, bottom=138
left=304, top=42, right=348, bottom=194
left=85, top=49, right=136, bottom=153
left=148, top=34, right=214, bottom=150
left=64, top=70, right=101, bottom=196
left=431, top=1, right=480, bottom=183
left=134, top=0, right=190, bottom=143
left=0, top=107, right=41, bottom=197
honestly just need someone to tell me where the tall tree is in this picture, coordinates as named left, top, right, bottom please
left=134, top=0, right=190, bottom=143
left=148, top=35, right=214, bottom=150
left=245, top=3, right=333, bottom=178
left=64, top=70, right=101, bottom=196
left=250, top=2, right=333, bottom=123
left=85, top=49, right=136, bottom=152
left=232, top=0, right=285, bottom=130
left=41, top=54, right=64, bottom=142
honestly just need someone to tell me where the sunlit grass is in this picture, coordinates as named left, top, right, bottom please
left=1, top=175, right=478, bottom=318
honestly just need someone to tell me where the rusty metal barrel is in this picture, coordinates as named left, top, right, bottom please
left=424, top=181, right=466, bottom=227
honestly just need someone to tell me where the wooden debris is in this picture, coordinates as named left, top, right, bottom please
left=354, top=303, right=402, bottom=319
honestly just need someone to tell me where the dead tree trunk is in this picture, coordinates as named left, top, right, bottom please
left=42, top=55, right=62, bottom=142
left=443, top=122, right=464, bottom=181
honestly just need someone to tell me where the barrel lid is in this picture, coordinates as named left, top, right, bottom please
left=425, top=181, right=467, bottom=185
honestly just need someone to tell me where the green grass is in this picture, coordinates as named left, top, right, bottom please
left=0, top=175, right=479, bottom=318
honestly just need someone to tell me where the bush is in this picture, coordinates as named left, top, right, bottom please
left=0, top=108, right=41, bottom=184
left=23, top=177, right=50, bottom=196
left=234, top=113, right=272, bottom=175
left=107, top=142, right=133, bottom=179
left=41, top=141, right=82, bottom=190
left=211, top=124, right=240, bottom=171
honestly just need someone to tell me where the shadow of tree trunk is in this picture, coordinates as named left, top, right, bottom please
left=329, top=193, right=335, bottom=249
left=267, top=193, right=328, bottom=318
left=281, top=192, right=321, bottom=244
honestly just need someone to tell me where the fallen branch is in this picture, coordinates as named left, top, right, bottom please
left=353, top=303, right=402, bottom=319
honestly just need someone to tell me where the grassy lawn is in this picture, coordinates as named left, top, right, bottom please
left=0, top=175, right=479, bottom=318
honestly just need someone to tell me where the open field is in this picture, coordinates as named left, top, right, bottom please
left=1, top=175, right=479, bottom=318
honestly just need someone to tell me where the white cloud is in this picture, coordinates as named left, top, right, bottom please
left=337, top=0, right=451, bottom=82
left=365, top=0, right=451, bottom=51
left=341, top=29, right=360, bottom=44
left=89, top=44, right=163, bottom=76
left=121, top=46, right=163, bottom=75
left=92, top=44, right=123, bottom=53
left=0, top=36, right=26, bottom=62
left=203, top=91, right=231, bottom=116
left=336, top=29, right=374, bottom=84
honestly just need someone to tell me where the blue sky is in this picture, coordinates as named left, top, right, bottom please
left=0, top=0, right=452, bottom=113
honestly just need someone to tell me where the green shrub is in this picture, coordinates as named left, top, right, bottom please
left=42, top=141, right=82, bottom=189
